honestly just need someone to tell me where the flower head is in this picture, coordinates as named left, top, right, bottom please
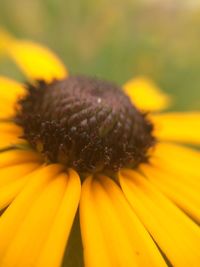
left=0, top=30, right=200, bottom=267
left=16, top=75, right=154, bottom=173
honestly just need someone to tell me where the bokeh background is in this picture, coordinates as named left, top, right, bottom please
left=0, top=0, right=200, bottom=266
left=0, top=0, right=200, bottom=111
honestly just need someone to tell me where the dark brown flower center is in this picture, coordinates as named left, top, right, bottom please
left=16, top=76, right=155, bottom=174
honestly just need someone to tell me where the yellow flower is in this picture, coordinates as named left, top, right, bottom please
left=0, top=31, right=200, bottom=267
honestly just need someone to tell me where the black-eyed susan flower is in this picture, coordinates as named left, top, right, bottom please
left=0, top=30, right=200, bottom=267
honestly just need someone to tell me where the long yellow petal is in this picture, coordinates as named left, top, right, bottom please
left=0, top=29, right=67, bottom=82
left=151, top=142, right=200, bottom=177
left=80, top=175, right=167, bottom=267
left=98, top=175, right=167, bottom=267
left=0, top=76, right=25, bottom=103
left=0, top=123, right=23, bottom=134
left=35, top=169, right=81, bottom=267
left=0, top=134, right=24, bottom=149
left=140, top=163, right=200, bottom=223
left=1, top=172, right=67, bottom=267
left=0, top=164, right=63, bottom=260
left=152, top=112, right=200, bottom=144
left=0, top=162, right=40, bottom=187
left=0, top=164, right=40, bottom=210
left=91, top=178, right=139, bottom=267
left=0, top=104, right=15, bottom=119
left=0, top=149, right=42, bottom=168
left=0, top=76, right=25, bottom=118
left=80, top=177, right=110, bottom=267
left=123, top=77, right=170, bottom=112
left=0, top=123, right=24, bottom=149
left=119, top=169, right=200, bottom=267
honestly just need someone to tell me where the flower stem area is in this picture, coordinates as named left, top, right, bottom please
left=62, top=212, right=84, bottom=267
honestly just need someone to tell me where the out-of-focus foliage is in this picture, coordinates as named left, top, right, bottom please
left=0, top=0, right=200, bottom=110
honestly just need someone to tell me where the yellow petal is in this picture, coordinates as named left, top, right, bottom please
left=140, top=163, right=200, bottom=223
left=0, top=134, right=24, bottom=150
left=119, top=169, right=200, bottom=267
left=0, top=29, right=68, bottom=82
left=0, top=76, right=26, bottom=118
left=0, top=164, right=63, bottom=261
left=80, top=177, right=110, bottom=267
left=0, top=164, right=40, bottom=210
left=0, top=123, right=22, bottom=134
left=80, top=175, right=167, bottom=267
left=35, top=169, right=81, bottom=267
left=0, top=105, right=14, bottom=119
left=0, top=123, right=25, bottom=149
left=0, top=149, right=42, bottom=168
left=150, top=142, right=200, bottom=178
left=147, top=142, right=200, bottom=223
left=152, top=112, right=200, bottom=144
left=123, top=77, right=170, bottom=112
left=1, top=169, right=80, bottom=267
left=1, top=173, right=67, bottom=267
left=0, top=76, right=26, bottom=102
left=0, top=162, right=39, bottom=187
left=0, top=134, right=26, bottom=150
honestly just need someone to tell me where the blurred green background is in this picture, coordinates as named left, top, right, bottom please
left=0, top=1, right=200, bottom=265
left=0, top=0, right=200, bottom=111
